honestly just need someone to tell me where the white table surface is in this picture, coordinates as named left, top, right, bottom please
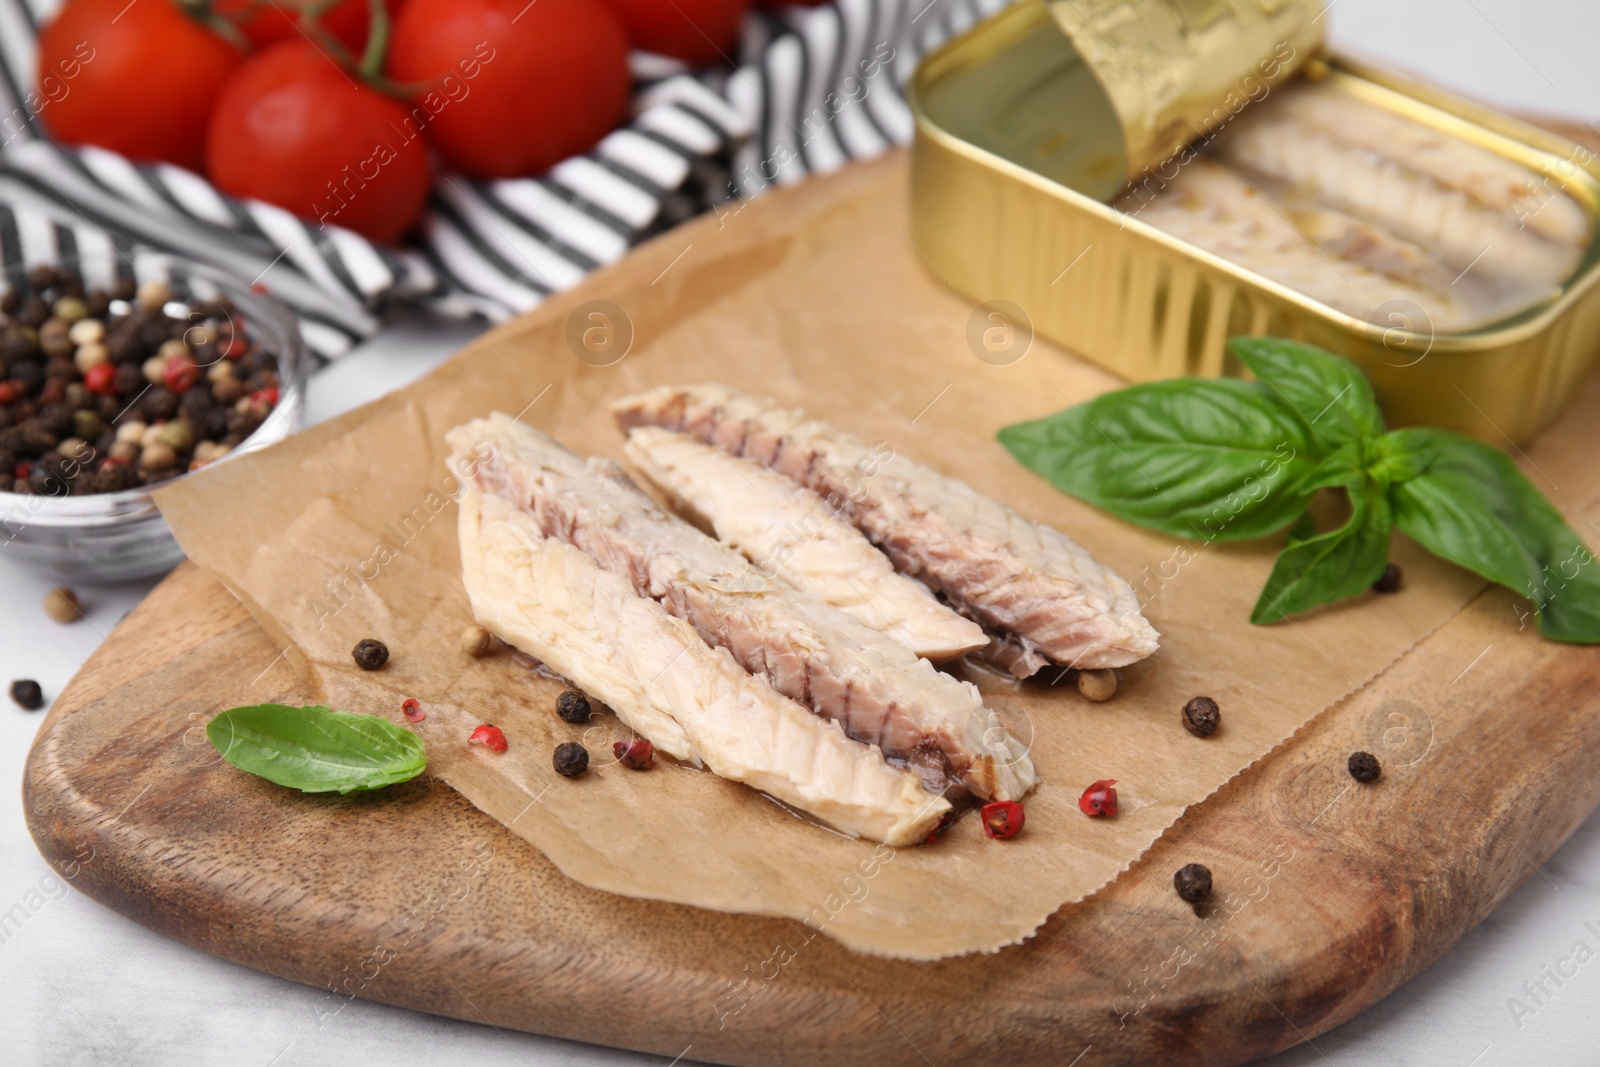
left=5, top=3, right=1600, bottom=1063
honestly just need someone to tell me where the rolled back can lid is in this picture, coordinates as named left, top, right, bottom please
left=1047, top=0, right=1325, bottom=180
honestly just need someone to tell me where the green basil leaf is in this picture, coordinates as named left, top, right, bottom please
left=1385, top=429, right=1600, bottom=643
left=207, top=704, right=427, bottom=794
left=1230, top=337, right=1385, bottom=447
left=1285, top=511, right=1319, bottom=547
left=1252, top=478, right=1394, bottom=624
left=998, top=379, right=1323, bottom=542
left=1367, top=430, right=1431, bottom=488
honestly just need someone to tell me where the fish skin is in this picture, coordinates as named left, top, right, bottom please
left=448, top=414, right=1037, bottom=802
left=623, top=426, right=988, bottom=662
left=457, top=488, right=950, bottom=846
left=611, top=385, right=1160, bottom=676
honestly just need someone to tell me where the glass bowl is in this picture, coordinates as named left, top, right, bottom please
left=0, top=258, right=309, bottom=581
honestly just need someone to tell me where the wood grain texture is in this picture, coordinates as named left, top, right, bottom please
left=22, top=139, right=1600, bottom=1064
left=24, top=554, right=1600, bottom=1066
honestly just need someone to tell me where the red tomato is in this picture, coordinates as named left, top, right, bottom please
left=36, top=0, right=243, bottom=171
left=205, top=42, right=432, bottom=244
left=386, top=0, right=631, bottom=180
left=597, top=0, right=749, bottom=65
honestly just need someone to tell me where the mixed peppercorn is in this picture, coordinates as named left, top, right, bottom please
left=556, top=689, right=591, bottom=724
left=1078, top=779, right=1118, bottom=818
left=1372, top=563, right=1403, bottom=594
left=981, top=800, right=1025, bottom=839
left=469, top=723, right=508, bottom=752
left=0, top=265, right=280, bottom=495
left=9, top=679, right=44, bottom=710
left=1348, top=750, right=1382, bottom=783
left=1182, top=696, right=1221, bottom=738
left=1076, top=668, right=1118, bottom=702
left=351, top=638, right=389, bottom=671
left=552, top=741, right=589, bottom=777
left=1173, top=862, right=1213, bottom=904
left=613, top=738, right=654, bottom=770
left=43, top=586, right=82, bottom=623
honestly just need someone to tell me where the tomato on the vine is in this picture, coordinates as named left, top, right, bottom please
left=205, top=42, right=432, bottom=243
left=37, top=0, right=243, bottom=171
left=596, top=0, right=749, bottom=66
left=214, top=0, right=414, bottom=52
left=386, top=0, right=631, bottom=180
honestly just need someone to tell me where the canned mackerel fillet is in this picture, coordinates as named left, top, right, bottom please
left=909, top=0, right=1600, bottom=443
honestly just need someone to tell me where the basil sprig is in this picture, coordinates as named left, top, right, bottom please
left=207, top=703, right=427, bottom=794
left=998, top=337, right=1600, bottom=640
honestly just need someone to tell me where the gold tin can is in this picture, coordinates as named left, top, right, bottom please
left=909, top=0, right=1600, bottom=443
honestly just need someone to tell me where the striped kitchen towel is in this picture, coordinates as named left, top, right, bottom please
left=0, top=0, right=1015, bottom=362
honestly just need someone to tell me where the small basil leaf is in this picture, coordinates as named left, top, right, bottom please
left=207, top=704, right=427, bottom=794
left=1368, top=429, right=1431, bottom=487
left=998, top=379, right=1323, bottom=542
left=1230, top=337, right=1385, bottom=447
left=1299, top=444, right=1365, bottom=492
left=1252, top=478, right=1393, bottom=624
left=1386, top=429, right=1600, bottom=643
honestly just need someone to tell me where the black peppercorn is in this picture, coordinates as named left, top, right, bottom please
left=92, top=463, right=140, bottom=494
left=112, top=362, right=145, bottom=395
left=553, top=741, right=589, bottom=778
left=17, top=295, right=50, bottom=328
left=1174, top=863, right=1212, bottom=904
left=1182, top=696, right=1221, bottom=738
left=225, top=408, right=261, bottom=438
left=13, top=420, right=57, bottom=455
left=38, top=319, right=72, bottom=359
left=351, top=638, right=389, bottom=671
left=106, top=326, right=143, bottom=364
left=10, top=679, right=44, bottom=710
left=1, top=329, right=35, bottom=364
left=85, top=289, right=110, bottom=318
left=138, top=317, right=169, bottom=350
left=36, top=403, right=73, bottom=438
left=179, top=386, right=213, bottom=422
left=1348, top=751, right=1382, bottom=783
left=1372, top=563, right=1402, bottom=594
left=27, top=264, right=57, bottom=291
left=10, top=359, right=43, bottom=393
left=111, top=276, right=137, bottom=302
left=140, top=386, right=178, bottom=420
left=556, top=690, right=592, bottom=724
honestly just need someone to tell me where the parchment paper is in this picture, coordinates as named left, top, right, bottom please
left=155, top=154, right=1546, bottom=959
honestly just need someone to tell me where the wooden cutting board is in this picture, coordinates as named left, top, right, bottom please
left=23, top=149, right=1600, bottom=1067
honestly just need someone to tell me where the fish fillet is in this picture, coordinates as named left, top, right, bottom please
left=611, top=385, right=1160, bottom=676
left=458, top=488, right=949, bottom=846
left=448, top=414, right=1036, bottom=801
left=1123, top=159, right=1481, bottom=327
left=1118, top=81, right=1590, bottom=332
left=623, top=426, right=988, bottom=662
left=1226, top=84, right=1589, bottom=257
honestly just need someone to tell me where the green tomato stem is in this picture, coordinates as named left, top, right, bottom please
left=360, top=0, right=392, bottom=81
